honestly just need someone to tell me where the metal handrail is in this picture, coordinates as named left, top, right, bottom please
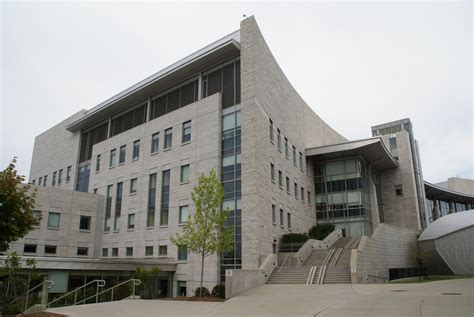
left=8, top=280, right=54, bottom=308
left=47, top=279, right=106, bottom=308
left=77, top=278, right=141, bottom=305
left=278, top=255, right=289, bottom=272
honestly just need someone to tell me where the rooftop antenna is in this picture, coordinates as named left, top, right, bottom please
left=243, top=14, right=247, bottom=18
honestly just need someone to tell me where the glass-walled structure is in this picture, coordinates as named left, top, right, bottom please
left=424, top=181, right=474, bottom=222
left=315, top=158, right=373, bottom=236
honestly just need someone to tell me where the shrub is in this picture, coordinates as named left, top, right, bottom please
left=194, top=287, right=210, bottom=297
left=281, top=233, right=308, bottom=244
left=211, top=283, right=225, bottom=298
left=308, top=224, right=335, bottom=240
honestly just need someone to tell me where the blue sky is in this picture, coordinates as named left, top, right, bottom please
left=1, top=1, right=472, bottom=183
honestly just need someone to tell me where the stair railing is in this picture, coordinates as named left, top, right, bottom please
left=76, top=278, right=141, bottom=305
left=47, top=279, right=106, bottom=308
left=7, top=279, right=54, bottom=313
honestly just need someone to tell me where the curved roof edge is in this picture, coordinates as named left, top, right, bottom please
left=419, top=209, right=474, bottom=241
left=424, top=180, right=474, bottom=202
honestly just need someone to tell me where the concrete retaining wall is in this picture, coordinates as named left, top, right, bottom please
left=351, top=224, right=419, bottom=283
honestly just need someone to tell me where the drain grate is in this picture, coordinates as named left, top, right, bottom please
left=391, top=290, right=408, bottom=292
left=441, top=293, right=462, bottom=295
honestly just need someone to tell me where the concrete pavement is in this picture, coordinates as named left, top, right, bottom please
left=47, top=278, right=474, bottom=317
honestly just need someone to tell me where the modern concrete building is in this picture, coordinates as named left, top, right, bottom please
left=6, top=17, right=473, bottom=298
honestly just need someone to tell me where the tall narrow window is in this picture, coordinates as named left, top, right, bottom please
left=132, top=140, right=140, bottom=160
left=286, top=176, right=290, bottom=193
left=109, top=149, right=116, bottom=168
left=151, top=133, right=159, bottom=154
left=178, top=245, right=187, bottom=261
left=292, top=146, right=296, bottom=165
left=287, top=212, right=292, bottom=228
left=299, top=152, right=303, bottom=171
left=104, top=184, right=112, bottom=231
left=130, top=178, right=137, bottom=194
left=182, top=121, right=191, bottom=143
left=395, top=184, right=403, bottom=196
left=164, top=128, right=172, bottom=149
left=389, top=136, right=399, bottom=160
left=147, top=174, right=157, bottom=227
left=294, top=182, right=298, bottom=198
left=38, top=177, right=42, bottom=186
left=280, top=208, right=284, bottom=226
left=277, top=129, right=281, bottom=151
left=278, top=170, right=283, bottom=187
left=308, top=191, right=311, bottom=204
left=114, top=182, right=123, bottom=230
left=179, top=205, right=189, bottom=224
left=272, top=204, right=276, bottom=223
left=43, top=175, right=48, bottom=186
left=270, top=163, right=275, bottom=182
left=58, top=170, right=63, bottom=185
left=96, top=155, right=101, bottom=172
left=301, top=187, right=305, bottom=201
left=284, top=138, right=288, bottom=157
left=52, top=172, right=57, bottom=186
left=119, top=145, right=126, bottom=164
left=160, top=170, right=170, bottom=225
left=126, top=247, right=133, bottom=257
left=269, top=119, right=274, bottom=142
left=66, top=166, right=72, bottom=182
left=180, top=164, right=190, bottom=183
left=128, top=213, right=135, bottom=229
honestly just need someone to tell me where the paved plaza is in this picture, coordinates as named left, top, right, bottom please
left=47, top=278, right=473, bottom=317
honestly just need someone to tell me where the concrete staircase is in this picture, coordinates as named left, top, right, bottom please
left=267, top=236, right=361, bottom=285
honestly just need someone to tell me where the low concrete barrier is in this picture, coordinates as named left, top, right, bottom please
left=292, top=229, right=343, bottom=266
left=225, top=254, right=277, bottom=299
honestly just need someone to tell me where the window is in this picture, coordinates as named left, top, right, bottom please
left=287, top=212, right=292, bottom=228
left=177, top=281, right=187, bottom=297
left=284, top=138, right=288, bottom=157
left=47, top=212, right=60, bottom=228
left=32, top=210, right=41, bottom=226
left=270, top=163, right=275, bottom=182
left=286, top=176, right=290, bottom=193
left=24, top=244, right=37, bottom=253
left=269, top=119, right=274, bottom=142
left=43, top=175, right=47, bottom=186
left=180, top=165, right=190, bottom=183
left=179, top=205, right=189, bottom=224
left=308, top=191, right=311, bottom=204
left=158, top=245, right=167, bottom=256
left=79, top=215, right=91, bottom=230
left=111, top=104, right=146, bottom=137
left=38, top=177, right=42, bottom=186
left=126, top=247, right=133, bottom=257
left=32, top=179, right=36, bottom=185
left=58, top=170, right=63, bottom=185
left=66, top=166, right=72, bottom=182
left=147, top=174, right=157, bottom=227
left=272, top=204, right=276, bottom=223
left=164, top=128, right=172, bottom=149
left=102, top=248, right=108, bottom=257
left=145, top=246, right=153, bottom=256
left=76, top=164, right=90, bottom=192
left=114, top=182, right=123, bottom=230
left=96, top=155, right=101, bottom=172
left=182, top=121, right=191, bottom=143
left=45, top=245, right=56, bottom=255
left=133, top=140, right=140, bottom=160
left=150, top=79, right=199, bottom=120
left=128, top=213, right=135, bottom=229
left=160, top=170, right=170, bottom=226
left=279, top=208, right=284, bottom=226
left=77, top=247, right=88, bottom=256
left=93, top=188, right=98, bottom=194
left=299, top=152, right=303, bottom=171
left=119, top=145, right=126, bottom=164
left=104, top=184, right=113, bottom=231
left=389, top=136, right=399, bottom=160
left=79, top=122, right=108, bottom=163
left=112, top=248, right=118, bottom=257
left=278, top=170, right=282, bottom=187
left=395, top=184, right=403, bottom=196
left=151, top=133, right=160, bottom=153
left=277, top=129, right=281, bottom=151
left=292, top=146, right=296, bottom=165
left=294, top=183, right=298, bottom=198
left=109, top=149, right=116, bottom=167
left=52, top=171, right=57, bottom=186
left=130, top=178, right=138, bottom=194
left=301, top=187, right=305, bottom=201
left=178, top=245, right=187, bottom=261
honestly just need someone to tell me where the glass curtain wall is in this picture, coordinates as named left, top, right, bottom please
left=315, top=158, right=373, bottom=236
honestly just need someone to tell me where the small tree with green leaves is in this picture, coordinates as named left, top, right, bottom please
left=0, top=158, right=37, bottom=253
left=134, top=266, right=161, bottom=299
left=171, top=170, right=234, bottom=297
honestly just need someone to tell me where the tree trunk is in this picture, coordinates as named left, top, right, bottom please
left=200, top=253, right=205, bottom=296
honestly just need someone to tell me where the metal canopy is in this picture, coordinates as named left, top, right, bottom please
left=305, top=137, right=399, bottom=171
left=66, top=31, right=241, bottom=132
left=424, top=181, right=474, bottom=204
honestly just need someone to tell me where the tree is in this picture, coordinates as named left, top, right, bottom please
left=0, top=158, right=37, bottom=252
left=171, top=170, right=234, bottom=297
left=134, top=266, right=161, bottom=299
left=308, top=223, right=335, bottom=240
